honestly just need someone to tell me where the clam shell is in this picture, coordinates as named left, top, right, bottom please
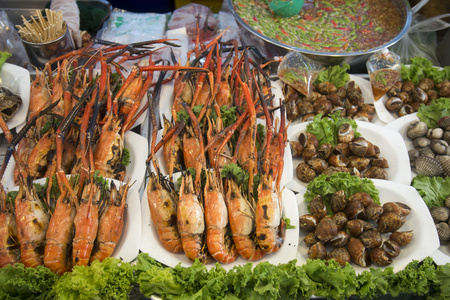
left=315, top=217, right=338, bottom=243
left=407, top=120, right=428, bottom=139
left=445, top=195, right=450, bottom=209
left=430, top=207, right=450, bottom=223
left=389, top=231, right=413, bottom=246
left=331, top=212, right=348, bottom=230
left=330, top=190, right=347, bottom=213
left=427, top=128, right=444, bottom=140
left=327, top=247, right=351, bottom=268
left=414, top=156, right=443, bottom=176
left=412, top=137, right=430, bottom=148
left=435, top=155, right=450, bottom=177
left=360, top=229, right=383, bottom=249
left=438, top=116, right=450, bottom=129
left=436, top=222, right=450, bottom=245
left=308, top=242, right=327, bottom=260
left=418, top=146, right=435, bottom=158
left=370, top=248, right=392, bottom=266
left=382, top=240, right=401, bottom=258
left=430, top=139, right=448, bottom=155
left=299, top=214, right=319, bottom=232
left=348, top=238, right=371, bottom=267
left=304, top=232, right=318, bottom=247
left=377, top=212, right=404, bottom=233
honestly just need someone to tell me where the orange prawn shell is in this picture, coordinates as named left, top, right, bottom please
left=91, top=182, right=129, bottom=262
left=15, top=185, right=50, bottom=268
left=255, top=175, right=284, bottom=254
left=147, top=174, right=183, bottom=253
left=44, top=191, right=76, bottom=274
left=94, top=116, right=124, bottom=179
left=204, top=172, right=238, bottom=263
left=0, top=212, right=20, bottom=267
left=72, top=183, right=100, bottom=266
left=226, top=179, right=266, bottom=261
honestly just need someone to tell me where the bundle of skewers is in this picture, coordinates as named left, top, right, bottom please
left=16, top=9, right=66, bottom=43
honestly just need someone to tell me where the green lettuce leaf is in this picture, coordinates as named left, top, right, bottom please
left=417, top=97, right=450, bottom=129
left=304, top=172, right=380, bottom=211
left=49, top=257, right=135, bottom=300
left=411, top=175, right=450, bottom=209
left=0, top=52, right=11, bottom=69
left=304, top=259, right=358, bottom=300
left=387, top=257, right=437, bottom=297
left=306, top=111, right=360, bottom=146
left=401, top=57, right=450, bottom=84
left=0, top=264, right=58, bottom=300
left=315, top=63, right=351, bottom=88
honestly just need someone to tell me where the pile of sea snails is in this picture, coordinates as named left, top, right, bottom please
left=299, top=191, right=413, bottom=268
left=385, top=79, right=450, bottom=117
left=429, top=196, right=450, bottom=246
left=407, top=116, right=450, bottom=176
left=292, top=123, right=389, bottom=183
left=284, top=81, right=376, bottom=123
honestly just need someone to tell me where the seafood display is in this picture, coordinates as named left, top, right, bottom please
left=296, top=177, right=440, bottom=272
left=0, top=87, right=22, bottom=122
left=383, top=79, right=449, bottom=118
left=291, top=118, right=390, bottom=183
left=405, top=117, right=450, bottom=177
left=284, top=76, right=376, bottom=124
left=142, top=34, right=298, bottom=265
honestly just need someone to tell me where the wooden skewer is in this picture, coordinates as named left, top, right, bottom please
left=16, top=9, right=66, bottom=43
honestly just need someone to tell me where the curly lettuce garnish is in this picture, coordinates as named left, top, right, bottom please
left=306, top=111, right=361, bottom=146
left=417, top=97, right=450, bottom=128
left=411, top=175, right=450, bottom=209
left=401, top=57, right=450, bottom=85
left=314, top=63, right=351, bottom=88
left=304, top=172, right=380, bottom=213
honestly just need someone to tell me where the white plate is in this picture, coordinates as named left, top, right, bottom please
left=1, top=130, right=148, bottom=191
left=372, top=65, right=443, bottom=124
left=386, top=113, right=450, bottom=257
left=285, top=120, right=412, bottom=193
left=296, top=179, right=440, bottom=273
left=8, top=177, right=141, bottom=263
left=0, top=63, right=30, bottom=133
left=288, top=75, right=384, bottom=126
left=151, top=127, right=293, bottom=188
left=140, top=187, right=299, bottom=270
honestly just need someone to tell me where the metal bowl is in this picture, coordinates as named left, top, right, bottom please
left=226, top=0, right=412, bottom=73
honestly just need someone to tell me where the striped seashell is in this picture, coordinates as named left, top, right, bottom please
left=443, top=131, right=450, bottom=145
left=412, top=137, right=430, bottom=148
left=436, top=222, right=450, bottom=245
left=407, top=120, right=428, bottom=139
left=418, top=146, right=435, bottom=158
left=445, top=195, right=450, bottom=210
left=435, top=155, right=450, bottom=177
left=430, top=207, right=450, bottom=223
left=438, top=116, right=450, bottom=129
left=414, top=156, right=442, bottom=176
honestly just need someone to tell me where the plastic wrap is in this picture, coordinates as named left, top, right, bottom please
left=168, top=3, right=218, bottom=41
left=366, top=49, right=401, bottom=101
left=277, top=52, right=325, bottom=97
left=0, top=11, right=29, bottom=69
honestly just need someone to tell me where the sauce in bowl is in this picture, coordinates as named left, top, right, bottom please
left=233, top=0, right=406, bottom=53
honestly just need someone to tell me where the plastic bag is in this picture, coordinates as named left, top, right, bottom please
left=366, top=48, right=401, bottom=101
left=168, top=3, right=218, bottom=42
left=0, top=11, right=29, bottom=69
left=390, top=0, right=450, bottom=66
left=277, top=52, right=325, bottom=97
